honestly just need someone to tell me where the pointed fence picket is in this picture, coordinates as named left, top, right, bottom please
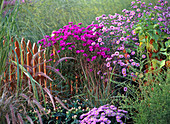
left=2, top=37, right=79, bottom=97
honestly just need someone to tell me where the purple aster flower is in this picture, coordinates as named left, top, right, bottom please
left=158, top=18, right=163, bottom=21
left=120, top=62, right=125, bottom=66
left=135, top=63, right=140, bottom=67
left=149, top=3, right=152, bottom=5
left=131, top=1, right=135, bottom=5
left=161, top=3, right=164, bottom=6
left=132, top=30, right=136, bottom=35
left=122, top=68, right=126, bottom=74
left=97, top=71, right=101, bottom=75
left=131, top=72, right=135, bottom=77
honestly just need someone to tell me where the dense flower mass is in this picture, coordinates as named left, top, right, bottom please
left=38, top=0, right=170, bottom=81
left=79, top=104, right=128, bottom=124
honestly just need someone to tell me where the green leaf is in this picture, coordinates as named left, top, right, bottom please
left=151, top=59, right=159, bottom=69
left=160, top=60, right=165, bottom=68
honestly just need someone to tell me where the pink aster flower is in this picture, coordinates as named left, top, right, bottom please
left=154, top=6, right=158, bottom=9
left=131, top=51, right=135, bottom=55
left=123, top=73, right=127, bottom=77
left=109, top=67, right=112, bottom=71
left=136, top=8, right=140, bottom=12
left=142, top=54, right=146, bottom=58
left=115, top=51, right=119, bottom=56
left=132, top=30, right=136, bottom=35
left=106, top=62, right=110, bottom=67
left=124, top=87, right=127, bottom=92
left=116, top=40, right=120, bottom=44
left=120, top=37, right=125, bottom=41
left=119, top=55, right=124, bottom=58
left=131, top=62, right=136, bottom=66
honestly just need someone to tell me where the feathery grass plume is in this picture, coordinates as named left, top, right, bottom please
left=0, top=83, right=47, bottom=124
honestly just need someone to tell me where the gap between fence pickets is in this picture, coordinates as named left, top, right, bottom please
left=3, top=37, right=81, bottom=97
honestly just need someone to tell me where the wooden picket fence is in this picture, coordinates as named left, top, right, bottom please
left=2, top=37, right=79, bottom=97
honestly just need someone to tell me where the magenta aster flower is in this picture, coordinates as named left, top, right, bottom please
left=61, top=47, right=65, bottom=50
left=68, top=47, right=72, bottom=50
left=83, top=53, right=88, bottom=57
left=50, top=53, right=54, bottom=56
left=76, top=50, right=80, bottom=53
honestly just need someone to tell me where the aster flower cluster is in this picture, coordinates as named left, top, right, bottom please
left=94, top=0, right=169, bottom=78
left=38, top=0, right=169, bottom=81
left=38, top=22, right=113, bottom=76
left=79, top=104, right=128, bottom=124
left=38, top=22, right=109, bottom=61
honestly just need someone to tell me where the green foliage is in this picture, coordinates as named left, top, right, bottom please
left=14, top=0, right=157, bottom=42
left=28, top=97, right=89, bottom=124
